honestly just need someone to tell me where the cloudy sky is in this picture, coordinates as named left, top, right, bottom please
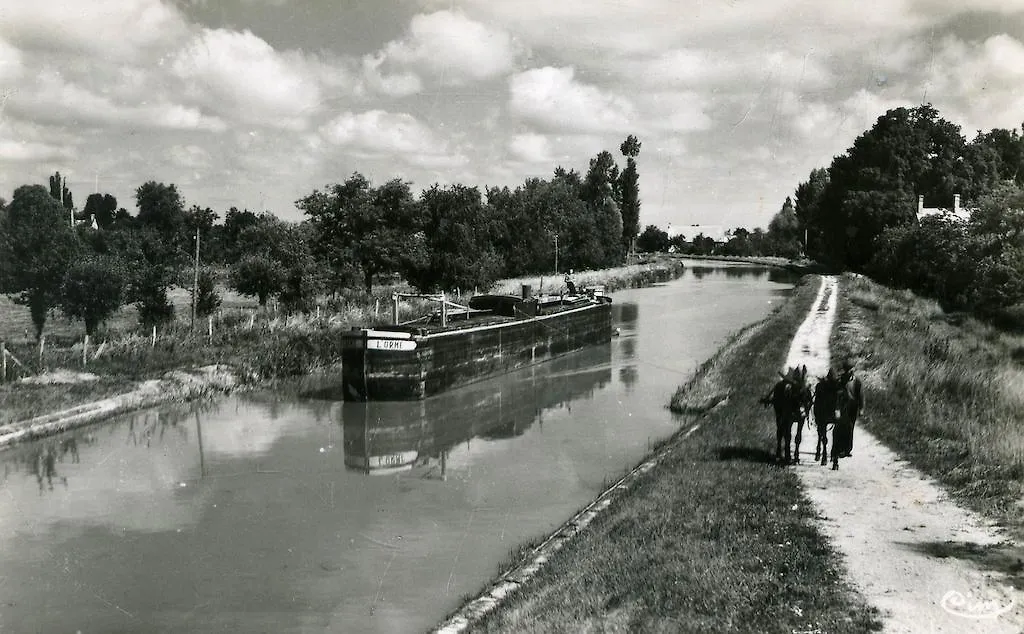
left=1, top=1, right=1023, bottom=232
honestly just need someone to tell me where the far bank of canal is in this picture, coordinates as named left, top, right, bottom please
left=0, top=261, right=799, bottom=633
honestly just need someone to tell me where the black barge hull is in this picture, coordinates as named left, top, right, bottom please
left=341, top=300, right=612, bottom=401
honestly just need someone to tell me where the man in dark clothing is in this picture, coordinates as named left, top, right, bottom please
left=832, top=360, right=864, bottom=470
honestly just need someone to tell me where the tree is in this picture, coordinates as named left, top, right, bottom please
left=135, top=181, right=186, bottom=249
left=193, top=267, right=222, bottom=318
left=0, top=185, right=81, bottom=338
left=721, top=227, right=754, bottom=256
left=230, top=255, right=284, bottom=306
left=636, top=225, right=669, bottom=253
left=972, top=127, right=1024, bottom=186
left=582, top=150, right=624, bottom=267
left=619, top=135, right=642, bottom=255
left=217, top=207, right=260, bottom=263
left=814, top=105, right=972, bottom=269
left=766, top=196, right=803, bottom=258
left=298, top=174, right=426, bottom=294
left=48, top=171, right=74, bottom=217
left=793, top=168, right=828, bottom=256
left=60, top=255, right=127, bottom=336
left=408, top=184, right=501, bottom=292
left=135, top=264, right=176, bottom=327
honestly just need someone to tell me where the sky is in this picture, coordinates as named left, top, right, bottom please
left=2, top=1, right=1024, bottom=233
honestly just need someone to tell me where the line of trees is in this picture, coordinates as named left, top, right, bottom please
left=784, top=103, right=1024, bottom=317
left=0, top=136, right=647, bottom=339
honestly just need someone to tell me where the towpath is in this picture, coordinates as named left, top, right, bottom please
left=786, top=276, right=1024, bottom=633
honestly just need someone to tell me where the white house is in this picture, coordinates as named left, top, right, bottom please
left=917, top=194, right=972, bottom=223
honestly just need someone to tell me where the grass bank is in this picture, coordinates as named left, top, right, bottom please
left=0, top=261, right=685, bottom=429
left=831, top=273, right=1024, bottom=542
left=456, top=276, right=881, bottom=633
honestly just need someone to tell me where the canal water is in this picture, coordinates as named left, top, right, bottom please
left=0, top=262, right=798, bottom=633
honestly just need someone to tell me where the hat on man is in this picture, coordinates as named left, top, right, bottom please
left=841, top=359, right=854, bottom=372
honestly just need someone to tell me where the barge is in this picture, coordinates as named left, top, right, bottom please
left=341, top=286, right=613, bottom=401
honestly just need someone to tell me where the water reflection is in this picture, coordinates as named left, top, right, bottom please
left=342, top=343, right=613, bottom=477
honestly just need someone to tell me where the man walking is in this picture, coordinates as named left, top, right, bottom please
left=832, top=359, right=864, bottom=470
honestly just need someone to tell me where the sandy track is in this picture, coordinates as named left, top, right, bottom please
left=785, top=276, right=1024, bottom=633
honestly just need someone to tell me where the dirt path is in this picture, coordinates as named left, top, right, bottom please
left=786, top=276, right=1024, bottom=633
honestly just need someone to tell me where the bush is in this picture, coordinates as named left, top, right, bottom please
left=60, top=255, right=127, bottom=335
left=230, top=255, right=283, bottom=306
left=194, top=267, right=222, bottom=318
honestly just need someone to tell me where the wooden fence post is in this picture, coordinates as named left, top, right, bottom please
left=393, top=294, right=400, bottom=325
left=151, top=325, right=157, bottom=348
left=83, top=334, right=89, bottom=367
left=39, top=335, right=45, bottom=366
left=2, top=341, right=7, bottom=382
left=208, top=315, right=213, bottom=344
left=374, top=298, right=380, bottom=318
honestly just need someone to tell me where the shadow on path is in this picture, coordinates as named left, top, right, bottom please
left=716, top=446, right=776, bottom=464
left=906, top=541, right=1024, bottom=590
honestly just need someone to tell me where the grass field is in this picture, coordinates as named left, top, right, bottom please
left=467, top=276, right=882, bottom=633
left=831, top=273, right=1024, bottom=541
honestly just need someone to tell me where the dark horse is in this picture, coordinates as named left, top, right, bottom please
left=760, top=365, right=812, bottom=464
left=812, top=369, right=840, bottom=466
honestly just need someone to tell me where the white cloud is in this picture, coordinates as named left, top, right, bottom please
left=371, top=10, right=520, bottom=88
left=320, top=110, right=468, bottom=168
left=9, top=70, right=226, bottom=132
left=509, top=67, right=636, bottom=133
left=361, top=53, right=423, bottom=97
left=170, top=28, right=327, bottom=129
left=508, top=133, right=552, bottom=163
left=169, top=144, right=213, bottom=169
left=0, top=37, right=24, bottom=83
left=0, top=139, right=74, bottom=163
left=0, top=0, right=189, bottom=59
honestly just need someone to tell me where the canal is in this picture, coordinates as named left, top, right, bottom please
left=0, top=261, right=799, bottom=633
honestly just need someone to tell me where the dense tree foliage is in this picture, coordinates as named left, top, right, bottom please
left=619, top=135, right=642, bottom=255
left=636, top=225, right=669, bottom=253
left=787, top=103, right=1024, bottom=317
left=0, top=185, right=81, bottom=338
left=60, top=255, right=127, bottom=335
left=230, top=255, right=283, bottom=306
left=4, top=137, right=653, bottom=334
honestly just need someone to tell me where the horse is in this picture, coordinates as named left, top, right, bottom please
left=760, top=365, right=811, bottom=464
left=812, top=369, right=840, bottom=466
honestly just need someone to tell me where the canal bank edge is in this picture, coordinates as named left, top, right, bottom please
left=432, top=274, right=880, bottom=633
left=427, top=288, right=790, bottom=634
left=0, top=365, right=236, bottom=449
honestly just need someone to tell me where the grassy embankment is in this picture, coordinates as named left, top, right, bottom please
left=466, top=276, right=881, bottom=633
left=831, top=273, right=1024, bottom=570
left=0, top=260, right=685, bottom=427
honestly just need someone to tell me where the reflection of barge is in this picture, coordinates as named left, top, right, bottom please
left=341, top=287, right=612, bottom=401
left=342, top=343, right=612, bottom=475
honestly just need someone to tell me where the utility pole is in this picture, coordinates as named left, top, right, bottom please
left=554, top=233, right=559, bottom=274
left=191, top=227, right=200, bottom=331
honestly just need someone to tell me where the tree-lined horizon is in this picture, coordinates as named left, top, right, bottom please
left=0, top=136, right=655, bottom=338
